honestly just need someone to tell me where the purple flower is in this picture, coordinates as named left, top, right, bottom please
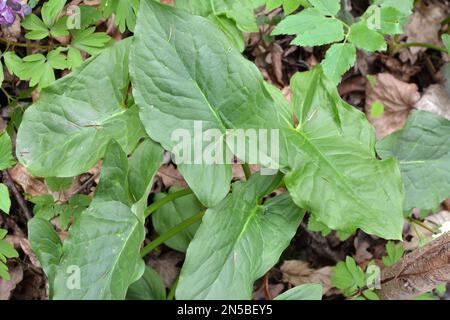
left=0, top=0, right=31, bottom=26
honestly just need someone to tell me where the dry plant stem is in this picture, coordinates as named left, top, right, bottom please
left=376, top=232, right=450, bottom=300
left=1, top=171, right=32, bottom=221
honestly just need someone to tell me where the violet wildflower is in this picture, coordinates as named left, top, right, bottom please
left=0, top=0, right=31, bottom=26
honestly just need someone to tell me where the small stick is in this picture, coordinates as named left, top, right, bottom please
left=2, top=171, right=32, bottom=221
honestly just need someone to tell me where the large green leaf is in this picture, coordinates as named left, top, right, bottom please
left=130, top=1, right=290, bottom=207
left=16, top=38, right=146, bottom=178
left=46, top=140, right=163, bottom=299
left=176, top=0, right=258, bottom=32
left=176, top=173, right=306, bottom=299
left=377, top=110, right=450, bottom=211
left=126, top=266, right=166, bottom=300
left=274, top=283, right=323, bottom=300
left=152, top=187, right=204, bottom=252
left=282, top=67, right=404, bottom=239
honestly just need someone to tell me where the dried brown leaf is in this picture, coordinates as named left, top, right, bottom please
left=280, top=260, right=333, bottom=295
left=415, top=84, right=450, bottom=120
left=8, top=164, right=49, bottom=197
left=365, top=73, right=420, bottom=139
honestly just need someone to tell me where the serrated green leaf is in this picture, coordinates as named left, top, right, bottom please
left=0, top=184, right=11, bottom=214
left=274, top=283, right=323, bottom=300
left=373, top=0, right=414, bottom=15
left=176, top=173, right=306, bottom=299
left=282, top=0, right=306, bottom=14
left=272, top=8, right=345, bottom=46
left=0, top=131, right=16, bottom=170
left=348, top=20, right=387, bottom=52
left=177, top=0, right=259, bottom=32
left=152, top=188, right=203, bottom=252
left=17, top=39, right=146, bottom=178
left=126, top=266, right=166, bottom=300
left=130, top=1, right=290, bottom=207
left=377, top=110, right=450, bottom=211
left=282, top=67, right=404, bottom=239
left=309, top=0, right=340, bottom=16
left=322, top=43, right=356, bottom=85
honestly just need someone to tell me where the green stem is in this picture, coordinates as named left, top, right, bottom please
left=167, top=275, right=179, bottom=300
left=144, top=188, right=193, bottom=218
left=0, top=87, right=14, bottom=104
left=242, top=163, right=252, bottom=181
left=408, top=218, right=435, bottom=234
left=0, top=37, right=54, bottom=50
left=395, top=42, right=447, bottom=53
left=141, top=210, right=205, bottom=257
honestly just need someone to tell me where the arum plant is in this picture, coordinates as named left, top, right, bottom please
left=13, top=0, right=449, bottom=300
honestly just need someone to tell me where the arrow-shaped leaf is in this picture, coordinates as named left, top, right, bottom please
left=176, top=173, right=305, bottom=299
left=282, top=67, right=404, bottom=239
left=17, top=38, right=146, bottom=178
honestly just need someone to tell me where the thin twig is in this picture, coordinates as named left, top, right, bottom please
left=1, top=171, right=32, bottom=221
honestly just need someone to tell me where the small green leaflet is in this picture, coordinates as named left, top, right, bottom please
left=0, top=184, right=11, bottom=214
left=272, top=1, right=410, bottom=83
left=348, top=20, right=387, bottom=52
left=274, top=283, right=323, bottom=300
left=377, top=110, right=450, bottom=211
left=126, top=266, right=166, bottom=300
left=265, top=0, right=308, bottom=14
left=71, top=27, right=112, bottom=56
left=30, top=194, right=91, bottom=230
left=152, top=188, right=204, bottom=252
left=176, top=173, right=306, bottom=299
left=17, top=38, right=146, bottom=178
left=22, top=0, right=69, bottom=40
left=382, top=241, right=404, bottom=267
left=322, top=43, right=356, bottom=85
left=331, top=256, right=365, bottom=296
left=272, top=8, right=345, bottom=46
left=100, top=0, right=139, bottom=32
left=373, top=0, right=414, bottom=15
left=282, top=67, right=404, bottom=239
left=0, top=131, right=15, bottom=170
left=0, top=229, right=19, bottom=280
